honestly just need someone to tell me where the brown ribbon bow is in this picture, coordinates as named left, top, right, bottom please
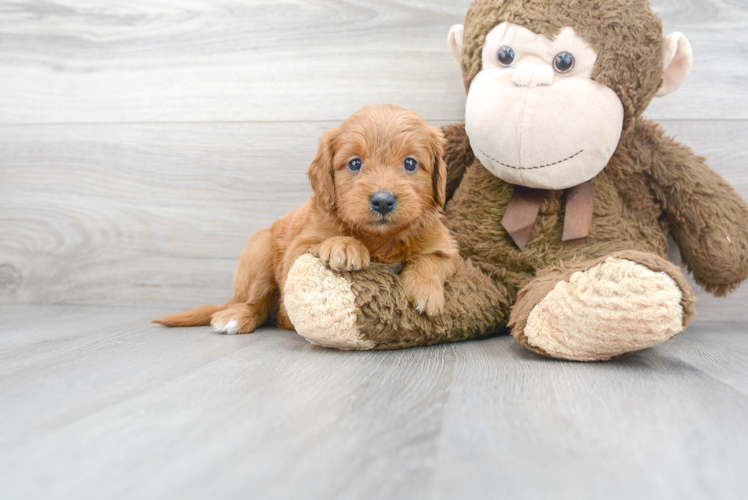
left=500, top=180, right=594, bottom=251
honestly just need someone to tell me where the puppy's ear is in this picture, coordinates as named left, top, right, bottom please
left=429, top=126, right=448, bottom=208
left=308, top=128, right=338, bottom=212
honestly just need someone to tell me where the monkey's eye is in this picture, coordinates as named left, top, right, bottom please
left=497, top=46, right=515, bottom=67
left=553, top=52, right=575, bottom=73
left=347, top=158, right=362, bottom=173
left=403, top=158, right=418, bottom=173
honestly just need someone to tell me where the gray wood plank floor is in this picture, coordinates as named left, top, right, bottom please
left=1, top=305, right=746, bottom=500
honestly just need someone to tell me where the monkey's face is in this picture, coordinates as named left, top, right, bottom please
left=463, top=23, right=624, bottom=190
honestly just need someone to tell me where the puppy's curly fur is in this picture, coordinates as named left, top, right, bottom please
left=153, top=105, right=459, bottom=334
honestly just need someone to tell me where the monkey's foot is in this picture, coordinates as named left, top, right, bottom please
left=509, top=251, right=695, bottom=361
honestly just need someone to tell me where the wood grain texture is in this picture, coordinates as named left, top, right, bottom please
left=0, top=0, right=746, bottom=124
left=2, top=119, right=746, bottom=321
left=0, top=305, right=746, bottom=500
left=0, top=1, right=746, bottom=317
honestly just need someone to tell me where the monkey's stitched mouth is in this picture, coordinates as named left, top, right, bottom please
left=477, top=148, right=584, bottom=170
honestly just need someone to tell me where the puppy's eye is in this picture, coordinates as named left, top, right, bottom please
left=403, top=158, right=418, bottom=173
left=553, top=52, right=574, bottom=73
left=498, top=46, right=515, bottom=67
left=347, top=158, right=362, bottom=173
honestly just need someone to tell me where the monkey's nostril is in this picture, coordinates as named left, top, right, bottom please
left=370, top=191, right=398, bottom=215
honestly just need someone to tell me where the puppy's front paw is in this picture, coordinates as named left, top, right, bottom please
left=318, top=237, right=371, bottom=272
left=401, top=276, right=445, bottom=316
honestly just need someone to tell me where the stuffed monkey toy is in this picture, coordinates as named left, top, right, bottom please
left=283, top=0, right=748, bottom=361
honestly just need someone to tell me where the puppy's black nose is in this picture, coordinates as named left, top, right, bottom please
left=370, top=191, right=397, bottom=215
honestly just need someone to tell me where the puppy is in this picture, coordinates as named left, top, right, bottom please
left=153, top=104, right=459, bottom=334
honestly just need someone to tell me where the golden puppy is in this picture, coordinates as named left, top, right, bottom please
left=153, top=104, right=458, bottom=334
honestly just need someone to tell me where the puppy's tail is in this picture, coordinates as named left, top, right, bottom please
left=152, top=304, right=227, bottom=327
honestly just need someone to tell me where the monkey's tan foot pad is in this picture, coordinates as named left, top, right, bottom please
left=284, top=253, right=375, bottom=350
left=511, top=255, right=690, bottom=361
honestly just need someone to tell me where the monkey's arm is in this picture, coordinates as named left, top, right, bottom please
left=641, top=121, right=748, bottom=296
left=285, top=255, right=511, bottom=350
left=441, top=123, right=475, bottom=203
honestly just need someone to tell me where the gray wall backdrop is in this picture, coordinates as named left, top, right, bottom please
left=1, top=0, right=746, bottom=322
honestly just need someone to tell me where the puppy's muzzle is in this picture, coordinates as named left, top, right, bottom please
left=370, top=191, right=397, bottom=215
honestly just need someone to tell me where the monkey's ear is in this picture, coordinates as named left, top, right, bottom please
left=429, top=127, right=448, bottom=208
left=448, top=25, right=464, bottom=66
left=656, top=32, right=692, bottom=97
left=308, top=128, right=337, bottom=212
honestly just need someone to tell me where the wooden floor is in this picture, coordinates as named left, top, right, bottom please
left=0, top=304, right=746, bottom=500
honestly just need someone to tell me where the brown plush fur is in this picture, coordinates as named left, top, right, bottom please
left=442, top=123, right=476, bottom=204
left=153, top=105, right=459, bottom=332
left=312, top=0, right=748, bottom=352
